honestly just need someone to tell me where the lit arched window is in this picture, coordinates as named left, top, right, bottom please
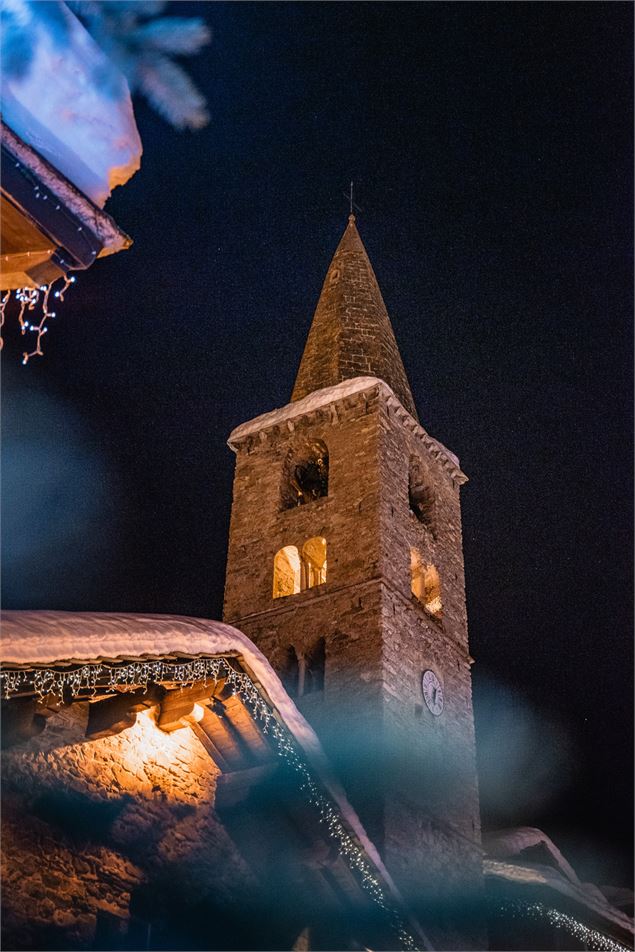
left=301, top=537, right=327, bottom=590
left=281, top=440, right=329, bottom=510
left=411, top=549, right=443, bottom=618
left=409, top=457, right=435, bottom=531
left=273, top=545, right=301, bottom=598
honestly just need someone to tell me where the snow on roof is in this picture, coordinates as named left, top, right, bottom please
left=0, top=610, right=338, bottom=776
left=0, top=609, right=413, bottom=925
left=484, top=859, right=634, bottom=938
left=227, top=375, right=464, bottom=477
left=1, top=0, right=141, bottom=206
left=484, top=827, right=634, bottom=939
left=484, top=827, right=583, bottom=887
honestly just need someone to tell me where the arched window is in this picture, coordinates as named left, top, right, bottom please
left=304, top=638, right=326, bottom=694
left=409, top=457, right=435, bottom=531
left=411, top=549, right=443, bottom=619
left=301, top=537, right=327, bottom=590
left=281, top=645, right=300, bottom=697
left=273, top=545, right=301, bottom=598
left=281, top=440, right=329, bottom=510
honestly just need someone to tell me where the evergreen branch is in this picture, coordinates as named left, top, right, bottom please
left=130, top=17, right=211, bottom=55
left=99, top=1, right=167, bottom=17
left=137, top=54, right=209, bottom=130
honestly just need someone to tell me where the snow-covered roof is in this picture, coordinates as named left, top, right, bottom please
left=228, top=375, right=465, bottom=481
left=485, top=860, right=634, bottom=938
left=0, top=610, right=340, bottom=777
left=0, top=608, right=425, bottom=941
left=483, top=828, right=634, bottom=940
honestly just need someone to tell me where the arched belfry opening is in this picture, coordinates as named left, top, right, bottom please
left=301, top=537, right=327, bottom=590
left=411, top=549, right=443, bottom=620
left=409, top=457, right=435, bottom=532
left=281, top=640, right=325, bottom=699
left=273, top=546, right=301, bottom=598
left=281, top=440, right=329, bottom=510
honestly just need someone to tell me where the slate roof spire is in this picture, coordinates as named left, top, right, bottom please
left=291, top=215, right=419, bottom=420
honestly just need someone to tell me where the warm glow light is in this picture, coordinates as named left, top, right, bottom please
left=192, top=703, right=205, bottom=722
left=411, top=549, right=442, bottom=618
left=273, top=545, right=302, bottom=597
left=111, top=709, right=207, bottom=792
left=302, top=536, right=327, bottom=589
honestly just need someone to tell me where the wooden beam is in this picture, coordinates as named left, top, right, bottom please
left=214, top=763, right=278, bottom=810
left=221, top=694, right=273, bottom=762
left=157, top=679, right=225, bottom=733
left=189, top=720, right=231, bottom=771
left=1, top=698, right=47, bottom=749
left=86, top=684, right=165, bottom=740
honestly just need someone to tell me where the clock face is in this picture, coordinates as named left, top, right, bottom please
left=421, top=669, right=444, bottom=716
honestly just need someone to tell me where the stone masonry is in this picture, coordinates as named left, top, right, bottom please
left=1, top=704, right=255, bottom=950
left=292, top=215, right=419, bottom=421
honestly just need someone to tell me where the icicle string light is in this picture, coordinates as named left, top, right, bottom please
left=499, top=900, right=631, bottom=951
left=0, top=290, right=10, bottom=350
left=0, top=657, right=420, bottom=951
left=0, top=275, right=76, bottom=362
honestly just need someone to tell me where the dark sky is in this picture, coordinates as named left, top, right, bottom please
left=3, top=2, right=633, bottom=888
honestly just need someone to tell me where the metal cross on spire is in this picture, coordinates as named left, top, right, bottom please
left=343, top=181, right=363, bottom=218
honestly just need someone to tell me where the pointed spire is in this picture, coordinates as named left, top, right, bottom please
left=291, top=216, right=419, bottom=420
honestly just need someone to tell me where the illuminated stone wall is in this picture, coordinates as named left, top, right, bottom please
left=224, top=381, right=484, bottom=950
left=1, top=705, right=255, bottom=950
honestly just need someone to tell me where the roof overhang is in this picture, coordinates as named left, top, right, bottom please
left=1, top=122, right=131, bottom=290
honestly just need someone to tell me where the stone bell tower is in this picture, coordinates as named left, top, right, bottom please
left=223, top=216, right=484, bottom=949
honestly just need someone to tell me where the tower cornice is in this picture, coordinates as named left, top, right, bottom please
left=227, top=376, right=467, bottom=486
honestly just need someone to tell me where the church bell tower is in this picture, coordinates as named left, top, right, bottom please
left=224, top=215, right=484, bottom=948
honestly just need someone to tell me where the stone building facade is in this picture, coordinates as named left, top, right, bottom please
left=1, top=703, right=254, bottom=950
left=224, top=216, right=484, bottom=948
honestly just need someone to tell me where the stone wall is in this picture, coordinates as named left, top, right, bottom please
left=224, top=381, right=484, bottom=949
left=1, top=705, right=255, bottom=950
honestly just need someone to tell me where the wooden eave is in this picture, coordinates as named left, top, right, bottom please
left=1, top=120, right=131, bottom=290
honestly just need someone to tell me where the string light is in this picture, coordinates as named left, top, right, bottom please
left=499, top=900, right=630, bottom=951
left=0, top=290, right=10, bottom=350
left=1, top=275, right=76, bottom=362
left=0, top=657, right=420, bottom=951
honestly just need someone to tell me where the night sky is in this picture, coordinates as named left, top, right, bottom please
left=3, top=3, right=633, bottom=888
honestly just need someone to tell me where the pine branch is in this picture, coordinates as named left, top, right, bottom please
left=100, top=1, right=167, bottom=17
left=137, top=54, right=209, bottom=130
left=130, top=17, right=211, bottom=55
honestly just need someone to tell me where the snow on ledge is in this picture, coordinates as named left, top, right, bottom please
left=228, top=376, right=463, bottom=473
left=0, top=609, right=407, bottom=916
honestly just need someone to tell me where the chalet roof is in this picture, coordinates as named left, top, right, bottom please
left=0, top=610, right=428, bottom=951
left=0, top=611, right=348, bottom=802
left=292, top=216, right=419, bottom=421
